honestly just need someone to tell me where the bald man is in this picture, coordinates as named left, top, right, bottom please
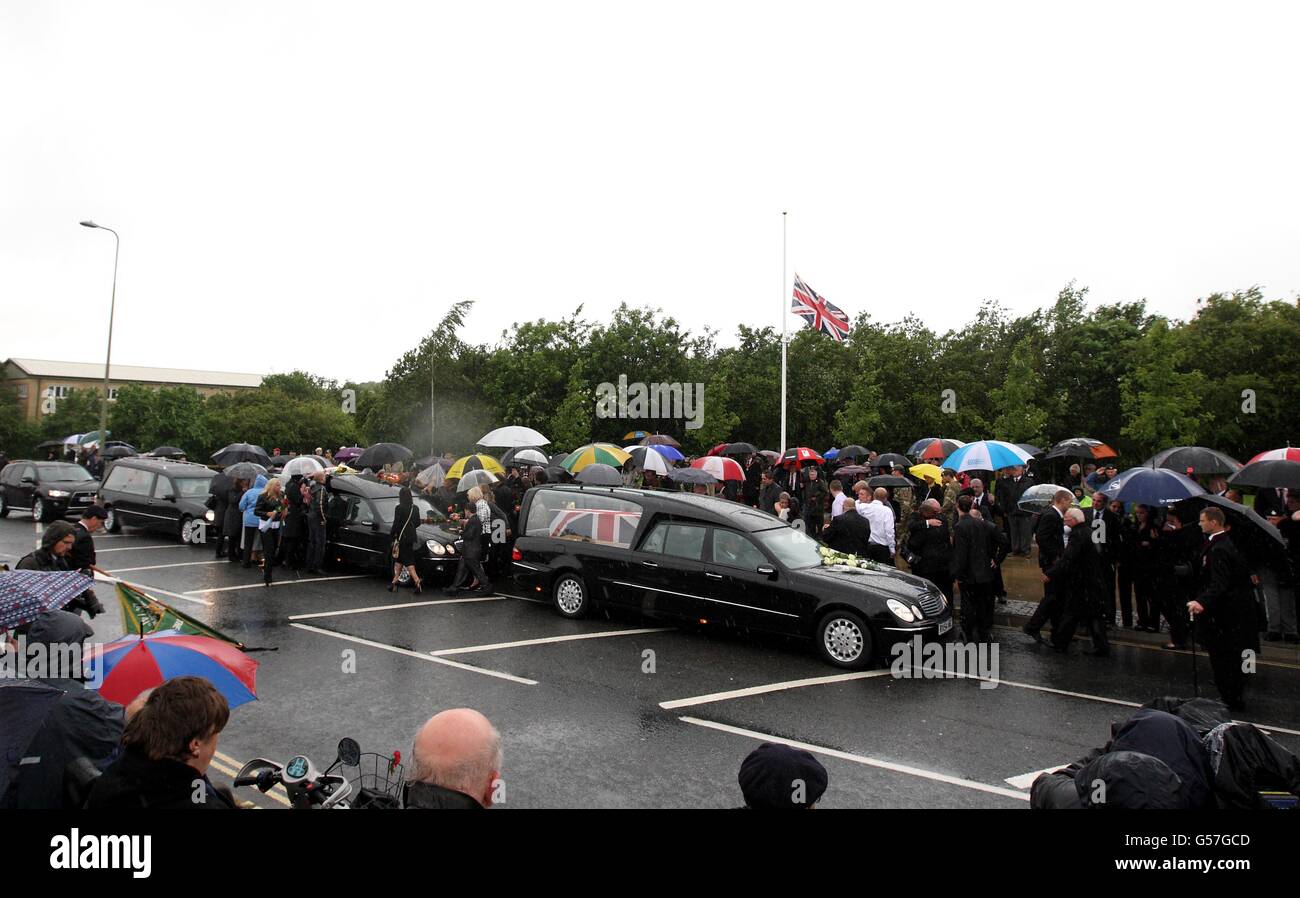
left=403, top=708, right=502, bottom=809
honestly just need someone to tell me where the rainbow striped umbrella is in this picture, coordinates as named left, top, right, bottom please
left=86, top=632, right=259, bottom=708
left=562, top=443, right=631, bottom=473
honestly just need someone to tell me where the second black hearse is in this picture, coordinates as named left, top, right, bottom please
left=510, top=485, right=953, bottom=669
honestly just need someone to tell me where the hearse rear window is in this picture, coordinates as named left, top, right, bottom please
left=525, top=490, right=642, bottom=548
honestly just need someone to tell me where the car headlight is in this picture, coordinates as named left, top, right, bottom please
left=427, top=540, right=445, bottom=555
left=910, top=604, right=924, bottom=620
left=47, top=490, right=69, bottom=498
left=446, top=542, right=455, bottom=555
left=887, top=599, right=916, bottom=622
left=205, top=510, right=215, bottom=522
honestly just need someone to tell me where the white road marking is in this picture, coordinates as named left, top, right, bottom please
left=108, top=560, right=228, bottom=574
left=92, top=574, right=213, bottom=606
left=1005, top=765, right=1068, bottom=790
left=429, top=626, right=672, bottom=657
left=678, top=716, right=1030, bottom=802
left=186, top=574, right=370, bottom=595
left=290, top=622, right=537, bottom=685
left=288, top=595, right=507, bottom=620
left=96, top=544, right=191, bottom=553
left=659, top=670, right=893, bottom=710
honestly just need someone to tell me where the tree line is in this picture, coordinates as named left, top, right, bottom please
left=1, top=284, right=1295, bottom=465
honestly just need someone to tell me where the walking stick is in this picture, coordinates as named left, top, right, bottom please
left=1188, top=607, right=1199, bottom=698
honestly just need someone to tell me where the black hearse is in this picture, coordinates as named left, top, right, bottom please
left=0, top=460, right=99, bottom=521
left=98, top=457, right=217, bottom=542
left=510, top=485, right=953, bottom=669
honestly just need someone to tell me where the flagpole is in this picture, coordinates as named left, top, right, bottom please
left=780, top=211, right=787, bottom=455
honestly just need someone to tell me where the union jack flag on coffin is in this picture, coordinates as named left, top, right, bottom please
left=791, top=274, right=851, bottom=342
left=549, top=509, right=642, bottom=548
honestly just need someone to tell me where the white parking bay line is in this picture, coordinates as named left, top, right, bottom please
left=97, top=544, right=192, bottom=553
left=429, top=627, right=672, bottom=657
left=659, top=670, right=894, bottom=710
left=679, top=716, right=1030, bottom=802
left=288, top=595, right=507, bottom=620
left=1005, top=765, right=1068, bottom=790
left=290, top=623, right=537, bottom=685
left=185, top=574, right=370, bottom=595
left=108, top=560, right=228, bottom=574
left=93, top=574, right=213, bottom=606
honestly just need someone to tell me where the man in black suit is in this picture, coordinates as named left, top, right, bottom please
left=1046, top=507, right=1110, bottom=656
left=950, top=495, right=1009, bottom=642
left=1023, top=488, right=1073, bottom=643
left=1253, top=486, right=1289, bottom=520
left=1087, top=489, right=1122, bottom=626
left=758, top=471, right=782, bottom=514
left=822, top=504, right=873, bottom=557
left=1189, top=507, right=1259, bottom=710
left=1001, top=465, right=1035, bottom=555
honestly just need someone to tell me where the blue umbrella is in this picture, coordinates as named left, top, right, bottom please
left=942, top=440, right=1034, bottom=473
left=648, top=444, right=685, bottom=463
left=824, top=448, right=840, bottom=460
left=1102, top=467, right=1205, bottom=507
left=0, top=571, right=95, bottom=631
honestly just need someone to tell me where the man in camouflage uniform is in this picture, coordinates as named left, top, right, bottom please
left=941, top=469, right=962, bottom=524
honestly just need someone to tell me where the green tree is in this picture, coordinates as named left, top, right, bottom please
left=40, top=388, right=106, bottom=441
left=990, top=336, right=1049, bottom=444
left=0, top=387, right=40, bottom=458
left=1120, top=318, right=1207, bottom=454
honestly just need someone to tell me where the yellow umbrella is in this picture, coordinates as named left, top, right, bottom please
left=562, top=443, right=632, bottom=473
left=909, top=463, right=942, bottom=484
left=447, top=454, right=505, bottom=479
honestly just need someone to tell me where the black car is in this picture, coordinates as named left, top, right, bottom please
left=321, top=474, right=462, bottom=585
left=0, top=460, right=100, bottom=521
left=98, top=457, right=218, bottom=543
left=511, top=485, right=954, bottom=669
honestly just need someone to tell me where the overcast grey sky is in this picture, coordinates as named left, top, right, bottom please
left=3, top=1, right=1297, bottom=384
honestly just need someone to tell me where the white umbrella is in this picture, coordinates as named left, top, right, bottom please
left=504, top=448, right=549, bottom=468
left=478, top=426, right=550, bottom=448
left=416, top=464, right=447, bottom=489
left=624, top=445, right=670, bottom=475
left=456, top=469, right=500, bottom=492
left=282, top=456, right=329, bottom=477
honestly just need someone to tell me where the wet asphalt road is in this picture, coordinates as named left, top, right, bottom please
left=4, top=514, right=1298, bottom=809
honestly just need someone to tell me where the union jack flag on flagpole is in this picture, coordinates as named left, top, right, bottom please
left=791, top=274, right=851, bottom=342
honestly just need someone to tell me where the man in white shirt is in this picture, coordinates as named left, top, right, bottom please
left=829, top=479, right=850, bottom=518
left=854, top=484, right=896, bottom=565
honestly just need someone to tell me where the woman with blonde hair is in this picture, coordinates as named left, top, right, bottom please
left=253, top=477, right=285, bottom=586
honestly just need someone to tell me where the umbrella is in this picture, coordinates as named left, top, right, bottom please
left=832, top=465, right=871, bottom=478
left=34, top=439, right=66, bottom=451
left=101, top=446, right=136, bottom=460
left=838, top=445, right=870, bottom=461
left=0, top=570, right=95, bottom=630
left=914, top=438, right=965, bottom=462
left=640, top=444, right=684, bottom=462
left=1103, top=467, right=1205, bottom=507
left=1045, top=437, right=1117, bottom=460
left=415, top=464, right=447, bottom=490
left=1142, top=446, right=1242, bottom=476
left=478, top=426, right=550, bottom=448
left=575, top=463, right=624, bottom=485
left=758, top=450, right=781, bottom=462
left=447, top=453, right=505, bottom=479
left=722, top=442, right=757, bottom=457
left=622, top=430, right=649, bottom=441
left=1177, top=493, right=1285, bottom=550
left=86, top=632, right=259, bottom=708
left=868, top=475, right=914, bottom=489
left=1228, top=460, right=1300, bottom=490
left=909, top=463, right=943, bottom=484
left=1014, top=443, right=1045, bottom=458
left=456, top=469, right=500, bottom=492
left=1016, top=483, right=1077, bottom=513
left=548, top=452, right=570, bottom=466
left=212, top=443, right=271, bottom=467
left=941, top=440, right=1034, bottom=473
left=500, top=448, right=549, bottom=469
left=641, top=434, right=682, bottom=448
left=223, top=461, right=267, bottom=481
left=668, top=467, right=718, bottom=485
left=705, top=443, right=729, bottom=457
left=1246, top=447, right=1300, bottom=464
left=282, top=455, right=332, bottom=477
left=690, top=456, right=744, bottom=482
left=780, top=447, right=824, bottom=468
left=625, top=446, right=671, bottom=475
left=334, top=446, right=364, bottom=462
left=541, top=465, right=571, bottom=482
left=873, top=453, right=912, bottom=469
left=148, top=446, right=187, bottom=459
left=562, top=443, right=632, bottom=473
left=353, top=443, right=414, bottom=470
left=824, top=448, right=840, bottom=461
left=265, top=455, right=289, bottom=470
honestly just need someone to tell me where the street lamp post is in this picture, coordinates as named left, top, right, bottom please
left=80, top=220, right=119, bottom=453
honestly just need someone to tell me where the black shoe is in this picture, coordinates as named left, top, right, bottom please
left=413, top=584, right=423, bottom=596
left=1022, top=625, right=1047, bottom=645
left=387, top=582, right=397, bottom=592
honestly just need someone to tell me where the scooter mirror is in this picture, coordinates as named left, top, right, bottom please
left=338, top=737, right=361, bottom=767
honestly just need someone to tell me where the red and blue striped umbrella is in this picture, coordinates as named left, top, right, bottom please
left=0, top=570, right=95, bottom=631
left=86, top=633, right=259, bottom=708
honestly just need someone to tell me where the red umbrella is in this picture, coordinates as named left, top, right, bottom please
left=780, top=447, right=825, bottom=468
left=916, top=438, right=965, bottom=462
left=705, top=443, right=729, bottom=457
left=691, top=456, right=744, bottom=481
left=1247, top=447, right=1300, bottom=463
left=86, top=633, right=259, bottom=708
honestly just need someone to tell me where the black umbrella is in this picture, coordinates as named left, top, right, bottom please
left=101, top=446, right=136, bottom=459
left=1014, top=443, right=1045, bottom=458
left=642, top=434, right=682, bottom=448
left=212, top=443, right=271, bottom=466
left=1228, top=460, right=1300, bottom=490
left=353, top=442, right=413, bottom=470
left=266, top=455, right=289, bottom=470
left=1044, top=437, right=1118, bottom=461
left=149, top=446, right=187, bottom=458
left=872, top=453, right=912, bottom=469
left=575, top=463, right=624, bottom=486
left=224, top=462, right=268, bottom=481
left=833, top=465, right=871, bottom=478
left=542, top=465, right=572, bottom=482
left=667, top=467, right=717, bottom=485
left=868, top=474, right=914, bottom=488
left=1143, top=446, right=1241, bottom=476
left=721, top=442, right=757, bottom=456
left=1175, top=493, right=1284, bottom=565
left=548, top=452, right=569, bottom=466
left=413, top=454, right=439, bottom=469
left=35, top=439, right=66, bottom=451
left=838, top=445, right=870, bottom=461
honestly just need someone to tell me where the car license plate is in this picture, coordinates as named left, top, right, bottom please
left=938, top=619, right=952, bottom=635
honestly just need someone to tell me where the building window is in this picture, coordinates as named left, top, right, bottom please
left=15, top=384, right=28, bottom=400
left=107, top=388, right=119, bottom=401
left=50, top=386, right=71, bottom=399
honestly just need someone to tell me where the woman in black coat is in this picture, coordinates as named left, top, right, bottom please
left=224, top=479, right=247, bottom=564
left=279, top=475, right=307, bottom=572
left=388, top=487, right=423, bottom=594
